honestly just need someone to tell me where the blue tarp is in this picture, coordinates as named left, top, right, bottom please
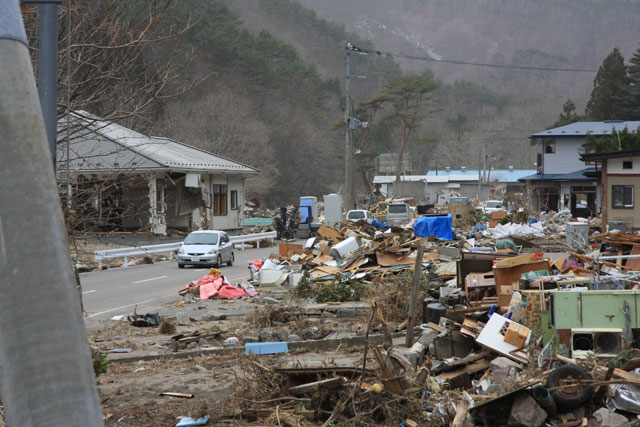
left=413, top=215, right=453, bottom=240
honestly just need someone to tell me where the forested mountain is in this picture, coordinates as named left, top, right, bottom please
left=40, top=0, right=640, bottom=205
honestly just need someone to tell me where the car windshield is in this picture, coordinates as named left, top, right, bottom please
left=349, top=211, right=365, bottom=219
left=486, top=201, right=502, bottom=208
left=388, top=204, right=407, bottom=214
left=184, top=233, right=218, bottom=245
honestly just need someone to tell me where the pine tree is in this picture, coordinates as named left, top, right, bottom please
left=628, top=44, right=640, bottom=120
left=586, top=48, right=630, bottom=120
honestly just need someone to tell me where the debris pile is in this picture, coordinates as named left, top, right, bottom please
left=95, top=205, right=640, bottom=426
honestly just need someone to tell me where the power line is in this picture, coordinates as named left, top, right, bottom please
left=349, top=44, right=598, bottom=73
left=269, top=135, right=533, bottom=142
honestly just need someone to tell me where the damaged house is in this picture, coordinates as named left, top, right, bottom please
left=56, top=112, right=259, bottom=234
left=520, top=121, right=640, bottom=216
left=581, top=149, right=640, bottom=232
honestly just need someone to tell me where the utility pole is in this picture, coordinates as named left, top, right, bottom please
left=343, top=43, right=367, bottom=211
left=0, top=1, right=103, bottom=425
left=344, top=43, right=354, bottom=211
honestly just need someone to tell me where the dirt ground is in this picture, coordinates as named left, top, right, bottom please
left=90, top=293, right=376, bottom=426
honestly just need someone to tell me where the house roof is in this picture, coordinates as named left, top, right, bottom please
left=531, top=121, right=640, bottom=139
left=519, top=167, right=596, bottom=182
left=581, top=149, right=640, bottom=162
left=426, top=169, right=536, bottom=182
left=56, top=112, right=260, bottom=175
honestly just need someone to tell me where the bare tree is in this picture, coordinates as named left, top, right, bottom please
left=22, top=0, right=201, bottom=135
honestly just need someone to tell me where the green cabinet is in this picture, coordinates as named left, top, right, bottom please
left=550, top=290, right=640, bottom=329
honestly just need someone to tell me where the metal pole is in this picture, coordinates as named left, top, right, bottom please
left=344, top=43, right=354, bottom=210
left=38, top=2, right=59, bottom=169
left=0, top=2, right=103, bottom=425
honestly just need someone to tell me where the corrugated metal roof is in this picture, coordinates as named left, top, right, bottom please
left=373, top=175, right=426, bottom=184
left=373, top=170, right=533, bottom=184
left=56, top=112, right=259, bottom=174
left=532, top=121, right=640, bottom=138
left=426, top=169, right=536, bottom=182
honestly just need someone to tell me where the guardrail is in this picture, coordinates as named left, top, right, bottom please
left=94, top=231, right=277, bottom=269
left=230, top=231, right=276, bottom=250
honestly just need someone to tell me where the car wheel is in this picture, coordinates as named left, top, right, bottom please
left=178, top=263, right=185, bottom=269
left=227, top=252, right=234, bottom=267
left=546, top=365, right=593, bottom=410
left=282, top=228, right=295, bottom=240
left=215, top=255, right=222, bottom=268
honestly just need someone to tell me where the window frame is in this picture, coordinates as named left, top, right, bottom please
left=230, top=190, right=238, bottom=210
left=623, top=160, right=633, bottom=170
left=213, top=184, right=228, bottom=216
left=544, top=141, right=556, bottom=154
left=612, top=185, right=634, bottom=208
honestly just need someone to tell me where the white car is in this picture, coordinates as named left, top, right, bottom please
left=346, top=209, right=374, bottom=223
left=177, top=230, right=234, bottom=268
left=482, top=200, right=505, bottom=214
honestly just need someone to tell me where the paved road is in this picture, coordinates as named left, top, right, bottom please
left=80, top=246, right=275, bottom=321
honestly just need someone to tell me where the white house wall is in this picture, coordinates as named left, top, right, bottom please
left=206, top=175, right=244, bottom=231
left=228, top=176, right=244, bottom=229
left=608, top=157, right=640, bottom=174
left=543, top=139, right=588, bottom=174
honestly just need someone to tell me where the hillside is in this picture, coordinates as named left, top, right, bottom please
left=157, top=0, right=640, bottom=204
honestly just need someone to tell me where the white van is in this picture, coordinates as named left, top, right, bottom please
left=386, top=203, right=412, bottom=226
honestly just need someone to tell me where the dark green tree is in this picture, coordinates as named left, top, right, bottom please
left=628, top=45, right=640, bottom=120
left=559, top=99, right=577, bottom=122
left=586, top=48, right=629, bottom=120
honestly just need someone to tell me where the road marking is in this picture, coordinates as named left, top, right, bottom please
left=87, top=294, right=173, bottom=318
left=88, top=274, right=249, bottom=319
left=132, top=275, right=168, bottom=284
left=195, top=269, right=207, bottom=271
left=82, top=290, right=97, bottom=295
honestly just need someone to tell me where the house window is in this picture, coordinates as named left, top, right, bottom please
left=612, top=185, right=634, bottom=208
left=230, top=190, right=238, bottom=210
left=623, top=160, right=633, bottom=169
left=213, top=184, right=227, bottom=216
left=545, top=142, right=556, bottom=154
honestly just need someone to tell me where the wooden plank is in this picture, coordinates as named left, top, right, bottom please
left=406, top=245, right=425, bottom=347
left=426, top=322, right=445, bottom=333
left=436, top=359, right=490, bottom=380
left=159, top=392, right=194, bottom=399
left=288, top=377, right=344, bottom=396
left=627, top=247, right=640, bottom=271
left=274, top=367, right=376, bottom=376
left=451, top=399, right=469, bottom=427
left=494, top=253, right=542, bottom=269
left=372, top=346, right=404, bottom=394
left=443, top=350, right=490, bottom=370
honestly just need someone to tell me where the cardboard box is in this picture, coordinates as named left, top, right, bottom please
left=279, top=243, right=303, bottom=257
left=489, top=210, right=508, bottom=228
left=504, top=323, right=530, bottom=348
left=498, top=293, right=513, bottom=308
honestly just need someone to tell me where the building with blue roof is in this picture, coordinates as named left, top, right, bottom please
left=373, top=166, right=536, bottom=202
left=521, top=121, right=640, bottom=216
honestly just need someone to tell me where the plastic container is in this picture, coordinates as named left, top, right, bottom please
left=330, top=236, right=360, bottom=259
left=532, top=386, right=557, bottom=416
